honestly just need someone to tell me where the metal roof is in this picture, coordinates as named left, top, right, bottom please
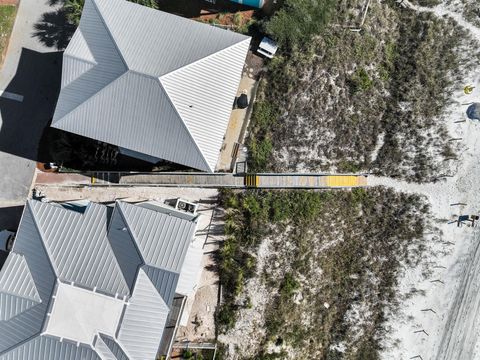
left=29, top=201, right=130, bottom=297
left=0, top=203, right=56, bottom=354
left=117, top=201, right=197, bottom=272
left=0, top=200, right=201, bottom=359
left=176, top=245, right=204, bottom=296
left=95, top=334, right=129, bottom=360
left=52, top=0, right=251, bottom=172
left=117, top=268, right=170, bottom=360
left=0, top=254, right=41, bottom=321
left=0, top=335, right=101, bottom=360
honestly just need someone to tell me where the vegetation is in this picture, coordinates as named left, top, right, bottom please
left=217, top=188, right=432, bottom=359
left=62, top=0, right=158, bottom=27
left=0, top=5, right=17, bottom=66
left=265, top=0, right=335, bottom=49
left=460, top=0, right=480, bottom=27
left=64, top=0, right=83, bottom=26
left=410, top=0, right=442, bottom=6
left=247, top=0, right=480, bottom=182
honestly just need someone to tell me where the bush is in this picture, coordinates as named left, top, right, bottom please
left=265, top=0, right=335, bottom=49
left=349, top=68, right=373, bottom=93
left=217, top=188, right=431, bottom=358
left=182, top=349, right=193, bottom=359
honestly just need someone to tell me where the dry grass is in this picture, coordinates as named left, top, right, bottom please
left=216, top=188, right=435, bottom=359
left=247, top=0, right=480, bottom=182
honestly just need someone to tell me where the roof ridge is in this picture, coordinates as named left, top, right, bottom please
left=159, top=38, right=250, bottom=79
left=159, top=39, right=251, bottom=170
left=53, top=70, right=130, bottom=129
left=0, top=253, right=41, bottom=303
left=157, top=77, right=212, bottom=172
left=115, top=201, right=144, bottom=260
left=63, top=53, right=97, bottom=67
left=64, top=29, right=97, bottom=65
left=90, top=0, right=129, bottom=70
left=53, top=0, right=129, bottom=126
left=25, top=200, right=60, bottom=281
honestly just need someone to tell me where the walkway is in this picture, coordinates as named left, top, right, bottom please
left=36, top=171, right=368, bottom=189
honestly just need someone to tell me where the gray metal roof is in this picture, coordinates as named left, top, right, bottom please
left=117, top=268, right=170, bottom=360
left=143, top=265, right=179, bottom=306
left=0, top=203, right=56, bottom=354
left=107, top=205, right=143, bottom=292
left=52, top=0, right=251, bottom=172
left=0, top=254, right=41, bottom=321
left=0, top=335, right=101, bottom=360
left=95, top=334, right=129, bottom=360
left=29, top=201, right=130, bottom=297
left=0, top=200, right=201, bottom=359
left=117, top=201, right=197, bottom=272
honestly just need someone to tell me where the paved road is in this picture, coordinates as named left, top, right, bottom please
left=0, top=0, right=63, bottom=227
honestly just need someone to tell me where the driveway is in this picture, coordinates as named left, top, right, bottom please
left=0, top=0, right=64, bottom=228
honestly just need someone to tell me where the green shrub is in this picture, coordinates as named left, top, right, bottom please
left=233, top=12, right=243, bottom=26
left=265, top=0, right=335, bottom=49
left=182, top=349, right=193, bottom=359
left=349, top=68, right=373, bottom=93
left=248, top=137, right=273, bottom=173
left=279, top=273, right=299, bottom=298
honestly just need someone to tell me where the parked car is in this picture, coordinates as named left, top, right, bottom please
left=0, top=230, right=15, bottom=252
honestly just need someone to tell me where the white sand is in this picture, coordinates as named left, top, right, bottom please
left=374, top=3, right=480, bottom=357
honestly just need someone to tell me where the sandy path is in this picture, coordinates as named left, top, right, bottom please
left=372, top=3, right=480, bottom=358
left=435, top=231, right=480, bottom=360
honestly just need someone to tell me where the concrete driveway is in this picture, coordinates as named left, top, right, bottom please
left=0, top=0, right=64, bottom=228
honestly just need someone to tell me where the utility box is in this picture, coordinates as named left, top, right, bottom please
left=257, top=37, right=278, bottom=58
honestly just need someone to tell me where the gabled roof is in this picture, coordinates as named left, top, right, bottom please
left=0, top=203, right=56, bottom=354
left=117, top=268, right=170, bottom=360
left=0, top=200, right=201, bottom=359
left=0, top=335, right=101, bottom=360
left=29, top=201, right=130, bottom=297
left=0, top=254, right=41, bottom=321
left=52, top=0, right=251, bottom=172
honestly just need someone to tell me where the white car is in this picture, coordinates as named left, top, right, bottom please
left=257, top=37, right=278, bottom=59
left=0, top=230, right=15, bottom=252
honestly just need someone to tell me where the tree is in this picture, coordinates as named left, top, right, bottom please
left=64, top=0, right=84, bottom=26
left=63, top=0, right=158, bottom=28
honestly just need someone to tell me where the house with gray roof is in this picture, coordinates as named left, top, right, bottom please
left=0, top=199, right=203, bottom=359
left=51, top=0, right=251, bottom=172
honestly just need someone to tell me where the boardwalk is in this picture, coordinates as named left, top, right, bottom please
left=37, top=171, right=368, bottom=189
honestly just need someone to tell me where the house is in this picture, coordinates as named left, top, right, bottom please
left=51, top=0, right=251, bottom=172
left=0, top=199, right=204, bottom=359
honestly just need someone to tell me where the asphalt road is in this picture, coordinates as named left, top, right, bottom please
left=0, top=0, right=63, bottom=227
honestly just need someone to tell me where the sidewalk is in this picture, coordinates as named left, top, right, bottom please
left=0, top=0, right=61, bottom=206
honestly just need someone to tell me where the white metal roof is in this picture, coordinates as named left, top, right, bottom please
left=44, top=283, right=124, bottom=344
left=0, top=200, right=201, bottom=359
left=117, top=268, right=169, bottom=360
left=52, top=0, right=251, bottom=172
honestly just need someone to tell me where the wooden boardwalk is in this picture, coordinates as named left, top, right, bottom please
left=36, top=171, right=368, bottom=189
left=93, top=172, right=368, bottom=189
